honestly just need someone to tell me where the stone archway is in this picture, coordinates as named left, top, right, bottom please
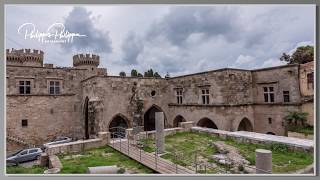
left=173, top=115, right=186, bottom=127
left=237, top=118, right=253, bottom=132
left=109, top=114, right=129, bottom=138
left=197, top=118, right=218, bottom=129
left=143, top=105, right=166, bottom=131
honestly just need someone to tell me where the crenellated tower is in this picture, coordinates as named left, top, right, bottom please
left=73, top=54, right=100, bottom=70
left=6, top=48, right=44, bottom=67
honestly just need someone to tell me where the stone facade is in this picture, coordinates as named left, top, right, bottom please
left=5, top=49, right=314, bottom=151
left=299, top=61, right=315, bottom=125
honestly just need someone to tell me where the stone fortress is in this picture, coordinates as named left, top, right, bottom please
left=5, top=48, right=314, bottom=152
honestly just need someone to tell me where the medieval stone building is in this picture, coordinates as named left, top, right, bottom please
left=5, top=48, right=314, bottom=152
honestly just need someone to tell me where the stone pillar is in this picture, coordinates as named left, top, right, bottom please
left=255, top=149, right=272, bottom=174
left=155, top=112, right=165, bottom=154
left=98, top=132, right=110, bottom=145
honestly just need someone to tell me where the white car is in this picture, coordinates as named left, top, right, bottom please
left=42, top=136, right=72, bottom=149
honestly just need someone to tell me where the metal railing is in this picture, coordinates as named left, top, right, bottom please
left=108, top=127, right=272, bottom=174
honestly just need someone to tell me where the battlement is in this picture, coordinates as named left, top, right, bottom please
left=73, top=54, right=100, bottom=67
left=6, top=48, right=44, bottom=67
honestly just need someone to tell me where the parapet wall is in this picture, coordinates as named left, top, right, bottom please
left=73, top=54, right=100, bottom=68
left=6, top=48, right=44, bottom=67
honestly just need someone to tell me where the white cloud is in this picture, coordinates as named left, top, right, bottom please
left=261, top=58, right=286, bottom=68
left=5, top=5, right=315, bottom=76
left=235, top=55, right=255, bottom=64
left=288, top=41, right=314, bottom=54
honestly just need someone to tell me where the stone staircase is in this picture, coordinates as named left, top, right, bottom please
left=6, top=135, right=36, bottom=148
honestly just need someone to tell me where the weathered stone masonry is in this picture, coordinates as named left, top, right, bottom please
left=5, top=48, right=314, bottom=152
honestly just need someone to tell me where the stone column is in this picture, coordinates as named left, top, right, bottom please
left=255, top=149, right=272, bottom=174
left=155, top=112, right=165, bottom=154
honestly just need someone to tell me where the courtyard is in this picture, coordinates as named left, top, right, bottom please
left=7, top=131, right=313, bottom=174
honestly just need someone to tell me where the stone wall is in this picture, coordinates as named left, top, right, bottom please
left=301, top=102, right=314, bottom=126
left=299, top=61, right=314, bottom=97
left=6, top=95, right=83, bottom=145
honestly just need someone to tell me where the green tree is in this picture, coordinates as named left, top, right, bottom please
left=137, top=73, right=143, bottom=77
left=144, top=69, right=154, bottom=77
left=280, top=45, right=314, bottom=64
left=119, top=71, right=126, bottom=77
left=284, top=111, right=308, bottom=126
left=131, top=69, right=138, bottom=77
left=165, top=72, right=171, bottom=79
left=154, top=72, right=161, bottom=78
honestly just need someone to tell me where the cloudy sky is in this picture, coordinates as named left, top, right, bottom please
left=5, top=5, right=315, bottom=76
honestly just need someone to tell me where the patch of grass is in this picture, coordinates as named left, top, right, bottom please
left=224, top=139, right=313, bottom=173
left=6, top=165, right=46, bottom=174
left=59, top=146, right=154, bottom=174
left=140, top=131, right=313, bottom=174
left=288, top=125, right=314, bottom=135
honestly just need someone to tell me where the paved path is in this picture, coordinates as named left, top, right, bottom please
left=108, top=139, right=195, bottom=174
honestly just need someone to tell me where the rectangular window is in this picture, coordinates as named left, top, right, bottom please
left=283, top=91, right=290, bottom=102
left=263, top=86, right=275, bottom=103
left=49, top=81, right=60, bottom=95
left=21, top=119, right=28, bottom=127
left=176, top=89, right=183, bottom=104
left=307, top=72, right=314, bottom=90
left=201, top=89, right=210, bottom=105
left=19, top=81, right=31, bottom=94
left=268, top=118, right=272, bottom=124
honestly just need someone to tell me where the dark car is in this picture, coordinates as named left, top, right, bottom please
left=6, top=148, right=42, bottom=166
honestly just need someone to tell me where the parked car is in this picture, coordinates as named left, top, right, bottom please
left=6, top=148, right=42, bottom=166
left=42, top=136, right=72, bottom=150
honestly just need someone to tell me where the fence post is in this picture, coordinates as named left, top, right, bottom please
left=120, top=136, right=122, bottom=151
left=255, top=149, right=272, bottom=174
left=128, top=137, right=130, bottom=155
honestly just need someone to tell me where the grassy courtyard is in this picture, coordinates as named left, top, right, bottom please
left=140, top=131, right=313, bottom=174
left=6, top=146, right=154, bottom=174
left=7, top=131, right=313, bottom=174
left=58, top=146, right=154, bottom=174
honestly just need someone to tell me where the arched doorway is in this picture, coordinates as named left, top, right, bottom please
left=83, top=97, right=89, bottom=139
left=237, top=118, right=253, bottom=131
left=109, top=114, right=129, bottom=138
left=143, top=105, right=165, bottom=131
left=197, top=118, right=218, bottom=129
left=173, top=115, right=186, bottom=127
left=266, top=132, right=276, bottom=135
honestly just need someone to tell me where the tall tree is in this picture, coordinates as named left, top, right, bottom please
left=280, top=45, right=314, bottom=64
left=144, top=69, right=154, bottom=77
left=119, top=71, right=126, bottom=77
left=131, top=69, right=138, bottom=77
left=165, top=72, right=171, bottom=79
